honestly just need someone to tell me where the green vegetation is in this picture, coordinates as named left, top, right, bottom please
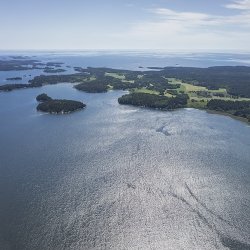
left=6, top=77, right=22, bottom=81
left=43, top=67, right=66, bottom=73
left=0, top=59, right=44, bottom=71
left=118, top=93, right=188, bottom=110
left=105, top=72, right=125, bottom=80
left=36, top=94, right=86, bottom=114
left=36, top=93, right=52, bottom=102
left=1, top=65, right=250, bottom=122
left=74, top=80, right=109, bottom=93
left=161, top=66, right=250, bottom=98
left=132, top=88, right=159, bottom=95
left=207, top=99, right=250, bottom=122
left=0, top=84, right=30, bottom=91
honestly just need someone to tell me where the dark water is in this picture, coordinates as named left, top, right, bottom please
left=0, top=53, right=250, bottom=250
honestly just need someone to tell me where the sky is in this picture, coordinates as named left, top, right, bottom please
left=0, top=0, right=250, bottom=51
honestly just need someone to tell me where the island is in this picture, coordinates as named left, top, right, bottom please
left=0, top=59, right=45, bottom=71
left=45, top=62, right=64, bottom=67
left=6, top=77, right=22, bottom=81
left=43, top=67, right=66, bottom=73
left=1, top=66, right=250, bottom=122
left=36, top=93, right=52, bottom=102
left=36, top=94, right=86, bottom=114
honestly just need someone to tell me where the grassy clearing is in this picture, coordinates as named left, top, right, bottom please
left=209, top=88, right=227, bottom=93
left=167, top=78, right=250, bottom=102
left=89, top=76, right=96, bottom=81
left=132, top=88, right=159, bottom=95
left=105, top=72, right=125, bottom=80
left=105, top=72, right=134, bottom=83
left=107, top=84, right=113, bottom=90
left=168, top=78, right=226, bottom=93
left=137, top=75, right=144, bottom=79
left=164, top=92, right=174, bottom=97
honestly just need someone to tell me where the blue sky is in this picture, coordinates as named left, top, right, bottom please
left=0, top=0, right=250, bottom=50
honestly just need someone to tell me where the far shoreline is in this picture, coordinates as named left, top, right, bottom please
left=205, top=109, right=250, bottom=125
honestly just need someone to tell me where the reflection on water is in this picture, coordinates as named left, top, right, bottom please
left=0, top=83, right=249, bottom=250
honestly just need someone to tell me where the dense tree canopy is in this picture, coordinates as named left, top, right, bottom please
left=118, top=93, right=188, bottom=110
left=36, top=94, right=86, bottom=114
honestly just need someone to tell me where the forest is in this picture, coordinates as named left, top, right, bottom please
left=36, top=93, right=86, bottom=114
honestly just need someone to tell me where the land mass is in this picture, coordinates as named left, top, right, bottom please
left=6, top=77, right=22, bottom=81
left=43, top=67, right=66, bottom=73
left=0, top=59, right=45, bottom=71
left=36, top=93, right=86, bottom=114
left=118, top=93, right=189, bottom=110
left=36, top=93, right=53, bottom=102
left=1, top=66, right=250, bottom=122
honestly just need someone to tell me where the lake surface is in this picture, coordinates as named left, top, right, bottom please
left=0, top=52, right=250, bottom=250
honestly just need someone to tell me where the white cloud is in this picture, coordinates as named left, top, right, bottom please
left=111, top=5, right=250, bottom=50
left=225, top=0, right=250, bottom=10
left=150, top=7, right=250, bottom=28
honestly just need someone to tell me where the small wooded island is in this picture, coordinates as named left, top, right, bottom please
left=6, top=77, right=22, bottom=81
left=36, top=93, right=86, bottom=114
left=43, top=67, right=66, bottom=73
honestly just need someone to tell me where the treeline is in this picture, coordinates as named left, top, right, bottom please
left=207, top=99, right=250, bottom=111
left=0, top=74, right=87, bottom=91
left=74, top=80, right=109, bottom=93
left=0, top=84, right=30, bottom=91
left=29, top=74, right=87, bottom=86
left=118, top=93, right=188, bottom=110
left=207, top=99, right=250, bottom=121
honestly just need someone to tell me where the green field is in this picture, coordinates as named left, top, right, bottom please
left=167, top=78, right=250, bottom=104
left=105, top=72, right=125, bottom=80
left=132, top=88, right=159, bottom=95
left=104, top=73, right=250, bottom=107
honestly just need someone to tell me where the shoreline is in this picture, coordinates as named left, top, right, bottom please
left=205, top=109, right=250, bottom=125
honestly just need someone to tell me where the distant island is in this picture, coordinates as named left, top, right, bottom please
left=1, top=66, right=250, bottom=122
left=36, top=93, right=86, bottom=114
left=6, top=77, right=22, bottom=81
left=0, top=59, right=45, bottom=71
left=45, top=62, right=64, bottom=67
left=0, top=59, right=64, bottom=71
left=36, top=93, right=53, bottom=102
left=43, top=67, right=66, bottom=73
